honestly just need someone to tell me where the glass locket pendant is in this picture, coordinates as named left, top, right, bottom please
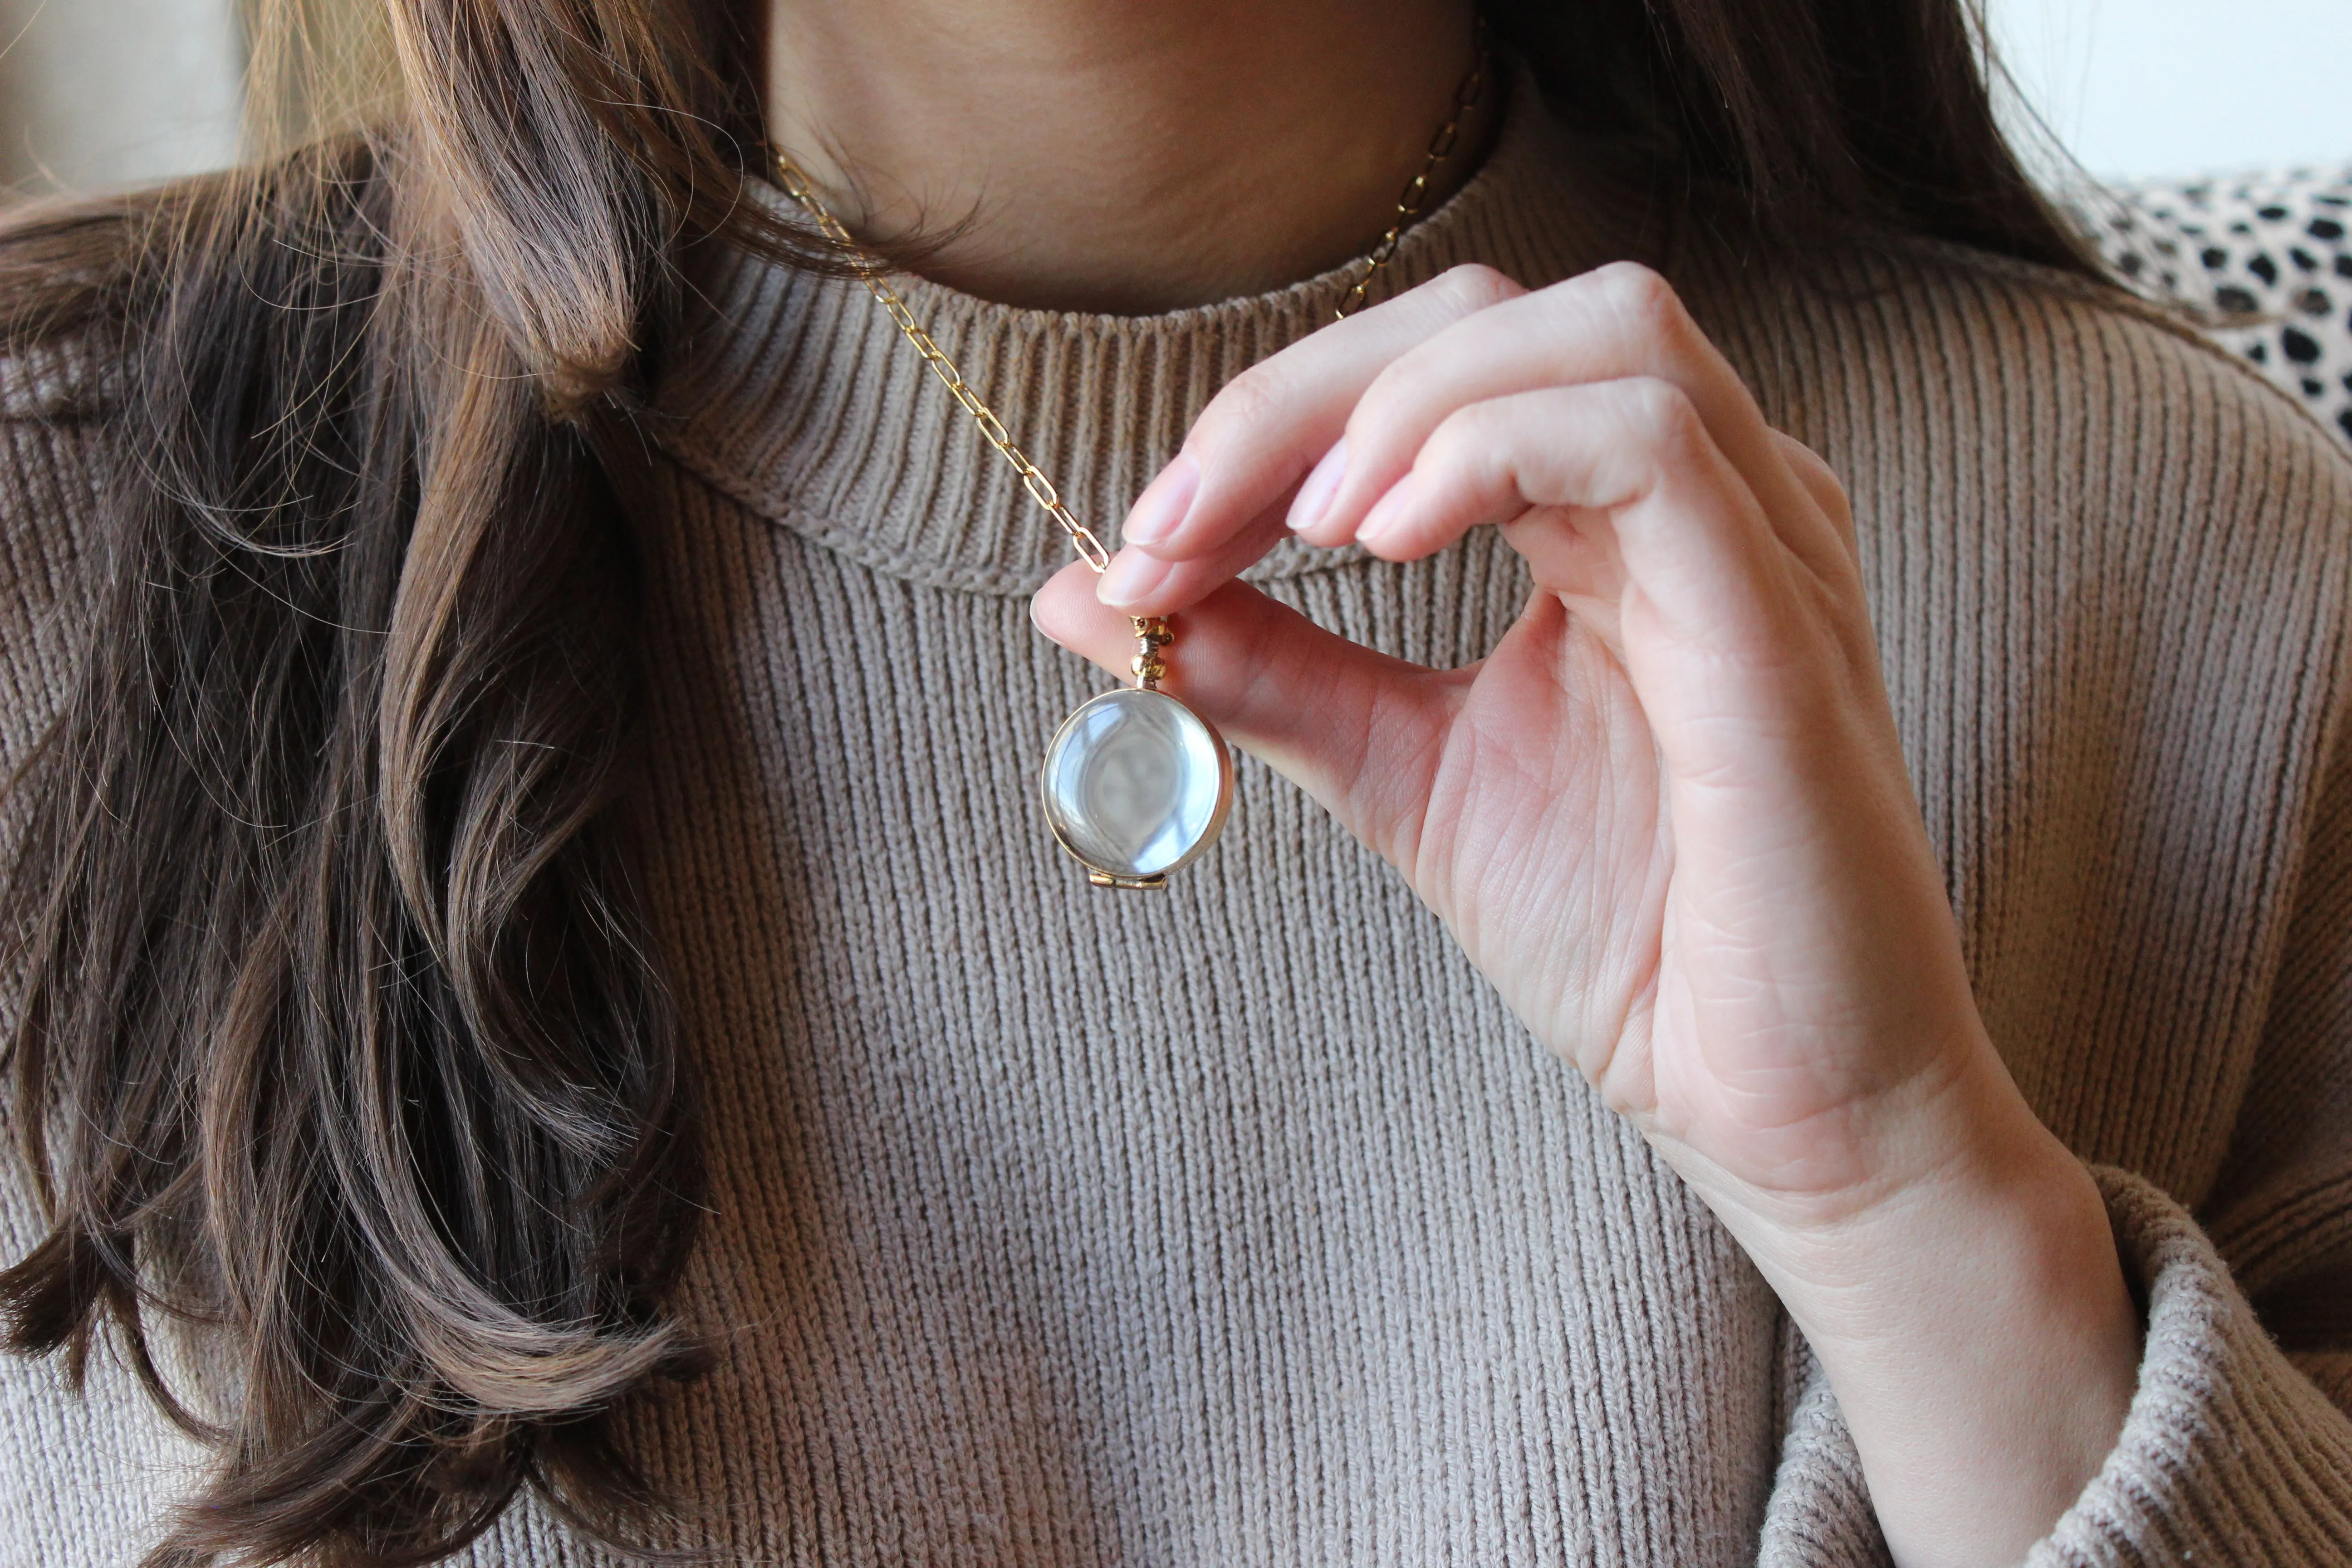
left=1039, top=617, right=1233, bottom=889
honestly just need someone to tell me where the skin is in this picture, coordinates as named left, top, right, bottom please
left=764, top=0, right=1491, bottom=312
left=766, top=5, right=2143, bottom=1564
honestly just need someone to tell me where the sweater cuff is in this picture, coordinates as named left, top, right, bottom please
left=2024, top=1166, right=2352, bottom=1566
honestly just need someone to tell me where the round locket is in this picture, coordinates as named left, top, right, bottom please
left=1039, top=687, right=1234, bottom=888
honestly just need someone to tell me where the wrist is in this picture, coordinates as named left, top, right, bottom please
left=1745, top=1060, right=2095, bottom=1301
left=1715, top=1078, right=2141, bottom=1568
left=1764, top=1107, right=2122, bottom=1355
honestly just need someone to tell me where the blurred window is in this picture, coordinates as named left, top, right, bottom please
left=0, top=0, right=242, bottom=192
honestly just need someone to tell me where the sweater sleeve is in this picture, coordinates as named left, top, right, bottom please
left=1752, top=433, right=2352, bottom=1564
left=1754, top=1101, right=2352, bottom=1568
left=0, top=335, right=111, bottom=773
left=0, top=342, right=204, bottom=1562
left=1851, top=705, right=2352, bottom=1566
left=2019, top=721, right=2352, bottom=1564
left=2022, top=1167, right=2352, bottom=1564
left=1962, top=642, right=2352, bottom=1564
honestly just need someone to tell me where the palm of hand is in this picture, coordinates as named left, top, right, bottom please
left=1359, top=525, right=1954, bottom=1218
left=1393, top=588, right=1673, bottom=1119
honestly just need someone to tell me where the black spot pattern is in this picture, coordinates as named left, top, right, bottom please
left=2089, top=166, right=2352, bottom=454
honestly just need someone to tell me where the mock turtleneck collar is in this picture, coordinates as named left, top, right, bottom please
left=652, top=71, right=1642, bottom=596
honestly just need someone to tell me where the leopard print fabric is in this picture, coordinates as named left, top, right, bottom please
left=2093, top=168, right=2352, bottom=451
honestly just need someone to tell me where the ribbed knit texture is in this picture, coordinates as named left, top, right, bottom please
left=5, top=80, right=2352, bottom=1567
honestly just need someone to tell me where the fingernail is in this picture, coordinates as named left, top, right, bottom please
left=1096, top=549, right=1171, bottom=608
left=1287, top=439, right=1348, bottom=533
left=1122, top=454, right=1199, bottom=547
left=1356, top=475, right=1415, bottom=549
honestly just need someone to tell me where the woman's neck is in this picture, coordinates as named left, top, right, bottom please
left=763, top=0, right=1490, bottom=314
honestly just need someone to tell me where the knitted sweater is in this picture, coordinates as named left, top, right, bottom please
left=5, top=82, right=2352, bottom=1568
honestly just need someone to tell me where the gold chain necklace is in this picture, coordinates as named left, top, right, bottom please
left=772, top=47, right=1490, bottom=889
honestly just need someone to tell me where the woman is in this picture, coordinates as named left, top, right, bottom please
left=0, top=0, right=2346, bottom=1563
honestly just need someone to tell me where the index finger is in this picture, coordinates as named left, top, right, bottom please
left=1116, top=264, right=1528, bottom=568
left=1300, top=262, right=1821, bottom=561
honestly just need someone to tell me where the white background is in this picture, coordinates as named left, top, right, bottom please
left=1986, top=0, right=2352, bottom=177
left=0, top=0, right=2346, bottom=191
left=0, top=0, right=242, bottom=191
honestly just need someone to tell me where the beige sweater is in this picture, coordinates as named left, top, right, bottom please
left=5, top=83, right=2352, bottom=1567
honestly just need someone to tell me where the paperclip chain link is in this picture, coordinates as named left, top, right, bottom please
left=769, top=34, right=1488, bottom=666
left=1332, top=35, right=1491, bottom=321
left=772, top=157, right=1118, bottom=572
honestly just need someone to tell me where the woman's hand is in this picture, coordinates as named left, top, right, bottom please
left=1031, top=263, right=2141, bottom=1568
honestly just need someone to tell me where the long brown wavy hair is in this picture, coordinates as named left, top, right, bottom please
left=0, top=1, right=2100, bottom=1563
